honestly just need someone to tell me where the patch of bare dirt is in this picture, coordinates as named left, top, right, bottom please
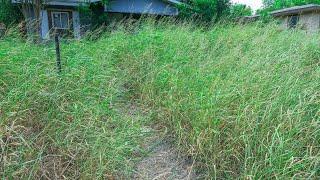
left=133, top=137, right=196, bottom=180
left=115, top=102, right=197, bottom=180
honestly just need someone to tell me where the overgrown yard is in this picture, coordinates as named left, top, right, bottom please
left=1, top=22, right=319, bottom=179
left=0, top=33, right=152, bottom=178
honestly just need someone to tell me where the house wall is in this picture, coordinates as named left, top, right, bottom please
left=276, top=12, right=320, bottom=33
left=40, top=10, right=50, bottom=39
left=22, top=6, right=38, bottom=38
left=72, top=11, right=81, bottom=39
left=14, top=1, right=85, bottom=39
left=39, top=8, right=81, bottom=39
left=106, top=0, right=179, bottom=16
left=299, top=12, right=320, bottom=33
left=277, top=16, right=288, bottom=29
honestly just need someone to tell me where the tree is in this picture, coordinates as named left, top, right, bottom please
left=229, top=4, right=252, bottom=19
left=0, top=0, right=22, bottom=26
left=263, top=0, right=275, bottom=8
left=179, top=0, right=231, bottom=22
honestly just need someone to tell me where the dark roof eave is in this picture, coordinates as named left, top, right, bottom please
left=165, top=0, right=183, bottom=5
left=270, top=4, right=320, bottom=17
left=12, top=0, right=101, bottom=6
left=106, top=9, right=179, bottom=16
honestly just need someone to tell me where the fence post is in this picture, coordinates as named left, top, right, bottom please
left=54, top=33, right=62, bottom=73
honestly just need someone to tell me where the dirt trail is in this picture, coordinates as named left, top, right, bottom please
left=116, top=102, right=197, bottom=180
left=133, top=137, right=196, bottom=180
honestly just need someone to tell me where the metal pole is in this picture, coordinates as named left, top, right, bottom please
left=55, top=33, right=62, bottom=73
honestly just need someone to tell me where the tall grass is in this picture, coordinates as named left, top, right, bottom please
left=117, top=22, right=320, bottom=178
left=0, top=35, right=151, bottom=178
left=1, top=21, right=319, bottom=179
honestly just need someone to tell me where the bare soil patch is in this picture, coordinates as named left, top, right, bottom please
left=115, top=102, right=197, bottom=180
left=133, top=136, right=196, bottom=180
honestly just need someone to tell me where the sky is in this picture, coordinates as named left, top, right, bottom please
left=231, top=0, right=263, bottom=11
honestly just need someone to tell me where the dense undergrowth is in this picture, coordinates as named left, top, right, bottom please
left=1, top=22, right=319, bottom=179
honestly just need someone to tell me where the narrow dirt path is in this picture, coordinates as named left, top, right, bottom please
left=133, top=136, right=196, bottom=180
left=115, top=102, right=197, bottom=180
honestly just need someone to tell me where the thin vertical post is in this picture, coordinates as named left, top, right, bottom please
left=55, top=33, right=62, bottom=73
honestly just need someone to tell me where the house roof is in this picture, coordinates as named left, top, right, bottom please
left=45, top=0, right=100, bottom=7
left=12, top=0, right=100, bottom=6
left=105, top=0, right=181, bottom=16
left=243, top=15, right=260, bottom=19
left=13, top=0, right=182, bottom=7
left=270, top=4, right=320, bottom=17
left=165, top=0, right=183, bottom=5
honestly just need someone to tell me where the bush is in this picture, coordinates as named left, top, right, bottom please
left=0, top=0, right=22, bottom=26
left=228, top=4, right=252, bottom=19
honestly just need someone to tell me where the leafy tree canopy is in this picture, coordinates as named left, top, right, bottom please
left=228, top=4, right=252, bottom=19
left=180, top=0, right=231, bottom=22
left=0, top=0, right=22, bottom=26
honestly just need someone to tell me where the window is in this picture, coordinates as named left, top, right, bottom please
left=52, top=12, right=70, bottom=29
left=288, top=15, right=299, bottom=28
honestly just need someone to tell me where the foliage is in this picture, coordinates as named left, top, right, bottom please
left=0, top=0, right=22, bottom=26
left=78, top=2, right=109, bottom=30
left=179, top=0, right=231, bottom=22
left=228, top=4, right=252, bottom=19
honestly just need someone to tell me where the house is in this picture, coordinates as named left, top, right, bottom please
left=270, top=4, right=320, bottom=33
left=243, top=4, right=320, bottom=33
left=13, top=0, right=181, bottom=39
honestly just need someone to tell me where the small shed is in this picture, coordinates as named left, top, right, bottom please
left=270, top=4, right=320, bottom=33
left=13, top=0, right=181, bottom=40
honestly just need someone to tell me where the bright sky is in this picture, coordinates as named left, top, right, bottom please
left=231, top=0, right=263, bottom=11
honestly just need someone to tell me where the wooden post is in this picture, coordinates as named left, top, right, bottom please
left=54, top=33, right=62, bottom=73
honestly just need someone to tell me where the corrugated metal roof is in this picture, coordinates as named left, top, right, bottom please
left=270, top=4, right=320, bottom=16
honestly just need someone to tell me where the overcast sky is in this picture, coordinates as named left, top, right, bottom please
left=231, top=0, right=263, bottom=11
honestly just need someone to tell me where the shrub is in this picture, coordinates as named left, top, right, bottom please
left=0, top=0, right=22, bottom=26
